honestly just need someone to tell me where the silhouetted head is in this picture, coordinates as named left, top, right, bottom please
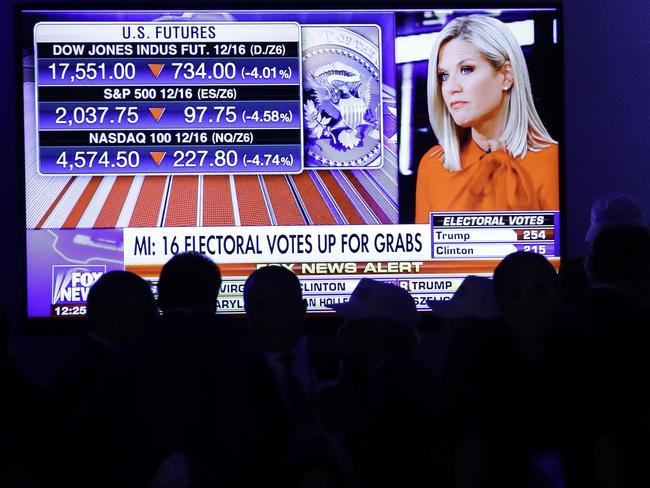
left=332, top=279, right=420, bottom=368
left=244, top=266, right=306, bottom=353
left=428, top=275, right=499, bottom=320
left=157, top=252, right=222, bottom=315
left=585, top=193, right=645, bottom=246
left=86, top=271, right=157, bottom=346
left=493, top=252, right=560, bottom=337
left=587, top=225, right=650, bottom=305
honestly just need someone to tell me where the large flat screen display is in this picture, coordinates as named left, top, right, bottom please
left=20, top=7, right=562, bottom=318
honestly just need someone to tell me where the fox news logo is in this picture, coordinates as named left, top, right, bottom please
left=52, top=265, right=106, bottom=304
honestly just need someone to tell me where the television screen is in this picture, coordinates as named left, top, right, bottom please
left=20, top=6, right=562, bottom=318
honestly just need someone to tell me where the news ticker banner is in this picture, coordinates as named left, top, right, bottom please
left=122, top=211, right=560, bottom=264
left=34, top=22, right=304, bottom=175
left=204, top=274, right=466, bottom=313
left=28, top=210, right=559, bottom=316
left=119, top=211, right=559, bottom=313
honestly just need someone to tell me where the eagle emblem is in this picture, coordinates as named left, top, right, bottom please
left=304, top=61, right=380, bottom=151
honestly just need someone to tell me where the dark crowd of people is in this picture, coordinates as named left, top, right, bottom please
left=1, top=194, right=649, bottom=488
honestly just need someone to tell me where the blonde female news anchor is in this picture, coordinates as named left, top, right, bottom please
left=415, top=15, right=559, bottom=224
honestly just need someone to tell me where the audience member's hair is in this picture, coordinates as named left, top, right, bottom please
left=244, top=266, right=305, bottom=352
left=157, top=252, right=222, bottom=313
left=244, top=265, right=302, bottom=311
left=493, top=251, right=557, bottom=310
left=585, top=193, right=645, bottom=245
left=86, top=270, right=156, bottom=343
left=587, top=225, right=650, bottom=295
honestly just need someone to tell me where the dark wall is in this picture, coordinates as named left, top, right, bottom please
left=2, top=0, right=650, bottom=325
left=1, top=1, right=21, bottom=325
left=562, top=0, right=650, bottom=254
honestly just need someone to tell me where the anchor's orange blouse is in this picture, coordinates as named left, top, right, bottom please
left=415, top=140, right=559, bottom=224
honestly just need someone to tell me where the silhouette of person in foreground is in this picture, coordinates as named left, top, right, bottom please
left=443, top=252, right=561, bottom=488
left=243, top=266, right=358, bottom=488
left=54, top=270, right=157, bottom=407
left=92, top=254, right=251, bottom=488
left=1, top=305, right=45, bottom=487
left=50, top=271, right=157, bottom=488
left=244, top=266, right=316, bottom=426
left=552, top=225, right=650, bottom=488
left=560, top=193, right=645, bottom=307
left=329, top=278, right=444, bottom=488
left=152, top=252, right=254, bottom=488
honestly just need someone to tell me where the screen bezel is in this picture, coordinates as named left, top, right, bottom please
left=15, top=1, right=565, bottom=334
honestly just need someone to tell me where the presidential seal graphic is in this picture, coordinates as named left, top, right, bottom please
left=302, top=26, right=382, bottom=168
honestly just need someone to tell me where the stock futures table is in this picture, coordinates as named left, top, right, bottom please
left=34, top=22, right=303, bottom=175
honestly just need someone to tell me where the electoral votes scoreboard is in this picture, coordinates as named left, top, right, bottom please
left=35, top=23, right=303, bottom=175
